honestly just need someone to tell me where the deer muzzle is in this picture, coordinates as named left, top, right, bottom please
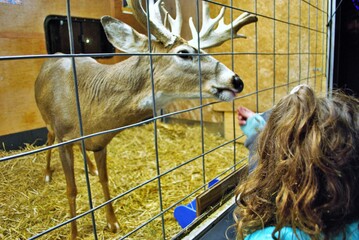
left=211, top=74, right=244, bottom=102
left=233, top=74, right=244, bottom=93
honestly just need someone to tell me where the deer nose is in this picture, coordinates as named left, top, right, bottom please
left=233, top=74, right=244, bottom=93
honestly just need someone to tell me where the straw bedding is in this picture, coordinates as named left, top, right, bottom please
left=0, top=122, right=248, bottom=239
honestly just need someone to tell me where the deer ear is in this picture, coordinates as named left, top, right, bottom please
left=101, top=16, right=149, bottom=53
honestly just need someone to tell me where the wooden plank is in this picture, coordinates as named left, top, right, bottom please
left=165, top=99, right=223, bottom=123
left=0, top=32, right=44, bottom=39
left=0, top=57, right=45, bottom=135
left=213, top=96, right=259, bottom=113
left=196, top=165, right=248, bottom=216
left=175, top=197, right=236, bottom=240
left=0, top=0, right=145, bottom=137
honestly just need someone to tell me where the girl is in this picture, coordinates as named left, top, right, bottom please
left=235, top=85, right=359, bottom=239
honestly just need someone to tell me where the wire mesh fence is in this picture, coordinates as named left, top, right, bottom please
left=0, top=0, right=330, bottom=239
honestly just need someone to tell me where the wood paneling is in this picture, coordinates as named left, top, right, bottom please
left=0, top=0, right=142, bottom=136
left=0, top=0, right=328, bottom=137
left=166, top=0, right=328, bottom=135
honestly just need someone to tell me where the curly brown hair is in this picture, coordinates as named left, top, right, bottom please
left=234, top=86, right=359, bottom=240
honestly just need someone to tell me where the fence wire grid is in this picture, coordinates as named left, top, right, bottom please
left=0, top=0, right=334, bottom=239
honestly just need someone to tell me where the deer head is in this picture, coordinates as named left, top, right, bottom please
left=101, top=0, right=257, bottom=105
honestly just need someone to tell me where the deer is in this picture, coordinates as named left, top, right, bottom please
left=34, top=0, right=257, bottom=238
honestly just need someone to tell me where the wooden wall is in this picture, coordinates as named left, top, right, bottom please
left=0, top=0, right=142, bottom=137
left=0, top=0, right=328, bottom=140
left=165, top=0, right=328, bottom=125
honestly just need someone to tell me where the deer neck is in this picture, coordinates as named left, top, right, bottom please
left=77, top=56, right=182, bottom=128
left=99, top=57, right=178, bottom=110
left=78, top=57, right=156, bottom=121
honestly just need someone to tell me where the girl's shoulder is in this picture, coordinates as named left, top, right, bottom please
left=244, top=221, right=359, bottom=240
left=244, top=226, right=311, bottom=240
left=334, top=221, right=359, bottom=240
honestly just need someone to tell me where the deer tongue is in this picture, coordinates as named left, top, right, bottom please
left=218, top=89, right=236, bottom=101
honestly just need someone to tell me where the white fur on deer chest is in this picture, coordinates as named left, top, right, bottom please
left=138, top=91, right=213, bottom=110
left=138, top=91, right=175, bottom=109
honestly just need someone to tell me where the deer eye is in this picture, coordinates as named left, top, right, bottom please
left=177, top=50, right=193, bottom=60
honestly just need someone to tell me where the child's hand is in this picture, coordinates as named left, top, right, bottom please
left=237, top=106, right=255, bottom=126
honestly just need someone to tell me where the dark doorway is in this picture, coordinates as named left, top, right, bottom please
left=333, top=0, right=359, bottom=97
left=44, top=15, right=115, bottom=57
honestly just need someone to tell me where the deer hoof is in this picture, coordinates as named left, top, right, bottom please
left=89, top=169, right=98, bottom=176
left=107, top=222, right=120, bottom=233
left=44, top=169, right=54, bottom=182
left=45, top=175, right=51, bottom=182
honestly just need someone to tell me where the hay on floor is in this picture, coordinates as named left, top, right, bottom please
left=0, top=122, right=248, bottom=239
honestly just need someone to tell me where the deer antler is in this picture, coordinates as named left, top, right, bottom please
left=188, top=1, right=258, bottom=49
left=160, top=0, right=182, bottom=36
left=129, top=0, right=182, bottom=47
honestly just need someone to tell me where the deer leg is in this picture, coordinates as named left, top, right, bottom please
left=93, top=148, right=120, bottom=233
left=44, top=130, right=55, bottom=182
left=59, top=144, right=78, bottom=239
left=83, top=151, right=98, bottom=176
